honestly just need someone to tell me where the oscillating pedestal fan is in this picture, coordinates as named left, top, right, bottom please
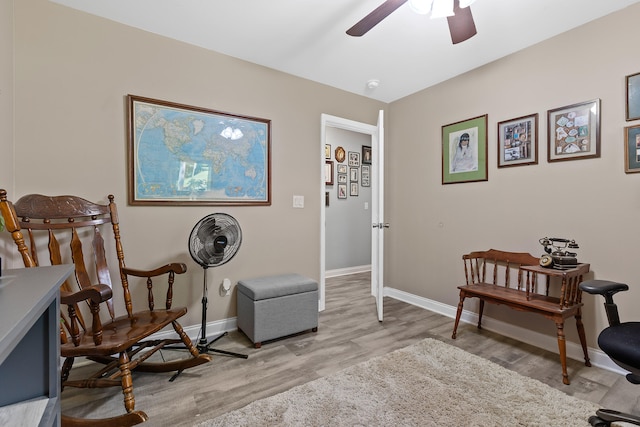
left=188, top=213, right=247, bottom=359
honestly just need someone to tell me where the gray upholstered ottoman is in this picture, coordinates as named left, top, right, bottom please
left=237, top=274, right=319, bottom=348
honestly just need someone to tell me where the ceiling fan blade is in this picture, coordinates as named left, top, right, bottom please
left=347, top=0, right=408, bottom=37
left=447, top=0, right=477, bottom=44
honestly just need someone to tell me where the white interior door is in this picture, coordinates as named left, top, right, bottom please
left=371, top=110, right=385, bottom=322
left=320, top=112, right=384, bottom=318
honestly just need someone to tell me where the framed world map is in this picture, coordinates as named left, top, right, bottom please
left=127, top=95, right=271, bottom=206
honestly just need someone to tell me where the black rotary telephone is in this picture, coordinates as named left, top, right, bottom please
left=538, top=237, right=579, bottom=269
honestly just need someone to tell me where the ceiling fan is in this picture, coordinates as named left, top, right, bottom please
left=347, top=0, right=477, bottom=45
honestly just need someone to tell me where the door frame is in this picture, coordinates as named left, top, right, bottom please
left=320, top=113, right=378, bottom=312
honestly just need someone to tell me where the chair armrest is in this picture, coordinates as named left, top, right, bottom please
left=121, top=263, right=187, bottom=278
left=60, top=284, right=113, bottom=305
left=121, top=263, right=187, bottom=311
left=580, top=279, right=629, bottom=326
left=61, top=284, right=112, bottom=346
left=579, top=280, right=629, bottom=298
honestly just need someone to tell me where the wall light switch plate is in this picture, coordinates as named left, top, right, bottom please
left=293, top=195, right=304, bottom=208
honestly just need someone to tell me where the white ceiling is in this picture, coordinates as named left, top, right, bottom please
left=51, top=0, right=640, bottom=103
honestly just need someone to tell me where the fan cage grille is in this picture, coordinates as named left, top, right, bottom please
left=188, top=213, right=242, bottom=267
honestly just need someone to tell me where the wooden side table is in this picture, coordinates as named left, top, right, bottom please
left=520, top=263, right=591, bottom=384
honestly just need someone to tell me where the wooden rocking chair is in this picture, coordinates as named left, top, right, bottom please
left=0, top=190, right=212, bottom=427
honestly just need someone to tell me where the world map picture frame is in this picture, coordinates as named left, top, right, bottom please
left=127, top=95, right=271, bottom=206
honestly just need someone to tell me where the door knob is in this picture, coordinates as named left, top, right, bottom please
left=372, top=223, right=390, bottom=229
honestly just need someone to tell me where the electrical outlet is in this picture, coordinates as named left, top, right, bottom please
left=222, top=278, right=231, bottom=296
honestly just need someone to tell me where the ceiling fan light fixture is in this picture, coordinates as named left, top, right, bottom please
left=430, top=0, right=454, bottom=18
left=408, top=0, right=433, bottom=15
left=458, top=0, right=476, bottom=8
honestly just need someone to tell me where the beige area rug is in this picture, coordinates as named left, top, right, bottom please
left=199, top=338, right=602, bottom=427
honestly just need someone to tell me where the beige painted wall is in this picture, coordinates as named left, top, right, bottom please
left=387, top=3, right=640, bottom=347
left=0, top=0, right=13, bottom=259
left=6, top=0, right=385, bottom=327
left=1, top=0, right=13, bottom=192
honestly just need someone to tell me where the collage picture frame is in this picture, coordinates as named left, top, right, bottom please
left=547, top=99, right=600, bottom=162
left=497, top=114, right=538, bottom=168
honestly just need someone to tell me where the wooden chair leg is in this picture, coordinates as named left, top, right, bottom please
left=477, top=299, right=485, bottom=330
left=555, top=321, right=570, bottom=385
left=172, top=320, right=201, bottom=358
left=61, top=357, right=75, bottom=389
left=118, top=351, right=136, bottom=414
left=452, top=293, right=466, bottom=339
left=575, top=312, right=592, bottom=367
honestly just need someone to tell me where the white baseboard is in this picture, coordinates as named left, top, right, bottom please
left=325, top=265, right=371, bottom=278
left=384, top=286, right=628, bottom=377
left=151, top=317, right=238, bottom=343
left=150, top=284, right=627, bottom=378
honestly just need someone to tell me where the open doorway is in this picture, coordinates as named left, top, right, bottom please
left=319, top=113, right=383, bottom=314
left=324, top=127, right=372, bottom=274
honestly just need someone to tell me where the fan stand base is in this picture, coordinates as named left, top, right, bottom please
left=197, top=331, right=248, bottom=359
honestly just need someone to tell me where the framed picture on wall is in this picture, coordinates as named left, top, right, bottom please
left=337, top=173, right=347, bottom=184
left=362, top=145, right=372, bottom=164
left=547, top=99, right=600, bottom=162
left=348, top=151, right=360, bottom=167
left=627, top=72, right=640, bottom=121
left=350, top=167, right=359, bottom=182
left=497, top=114, right=538, bottom=168
left=625, top=124, right=640, bottom=173
left=337, top=164, right=347, bottom=174
left=337, top=184, right=347, bottom=199
left=325, top=160, right=334, bottom=185
left=442, top=115, right=488, bottom=185
left=127, top=95, right=271, bottom=206
left=361, top=165, right=370, bottom=187
left=325, top=144, right=332, bottom=159
left=350, top=182, right=359, bottom=196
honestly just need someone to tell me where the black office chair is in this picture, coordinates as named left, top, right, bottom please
left=580, top=279, right=640, bottom=427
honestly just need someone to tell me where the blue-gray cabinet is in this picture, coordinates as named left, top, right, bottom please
left=0, top=265, right=73, bottom=427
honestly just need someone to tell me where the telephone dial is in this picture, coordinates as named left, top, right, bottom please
left=538, top=237, right=579, bottom=269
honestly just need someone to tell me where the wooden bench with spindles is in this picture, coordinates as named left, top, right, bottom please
left=451, top=249, right=591, bottom=385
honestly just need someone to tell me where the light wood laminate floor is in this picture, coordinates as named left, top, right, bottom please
left=62, top=272, right=639, bottom=426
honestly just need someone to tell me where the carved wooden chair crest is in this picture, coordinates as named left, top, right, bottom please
left=0, top=190, right=212, bottom=427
